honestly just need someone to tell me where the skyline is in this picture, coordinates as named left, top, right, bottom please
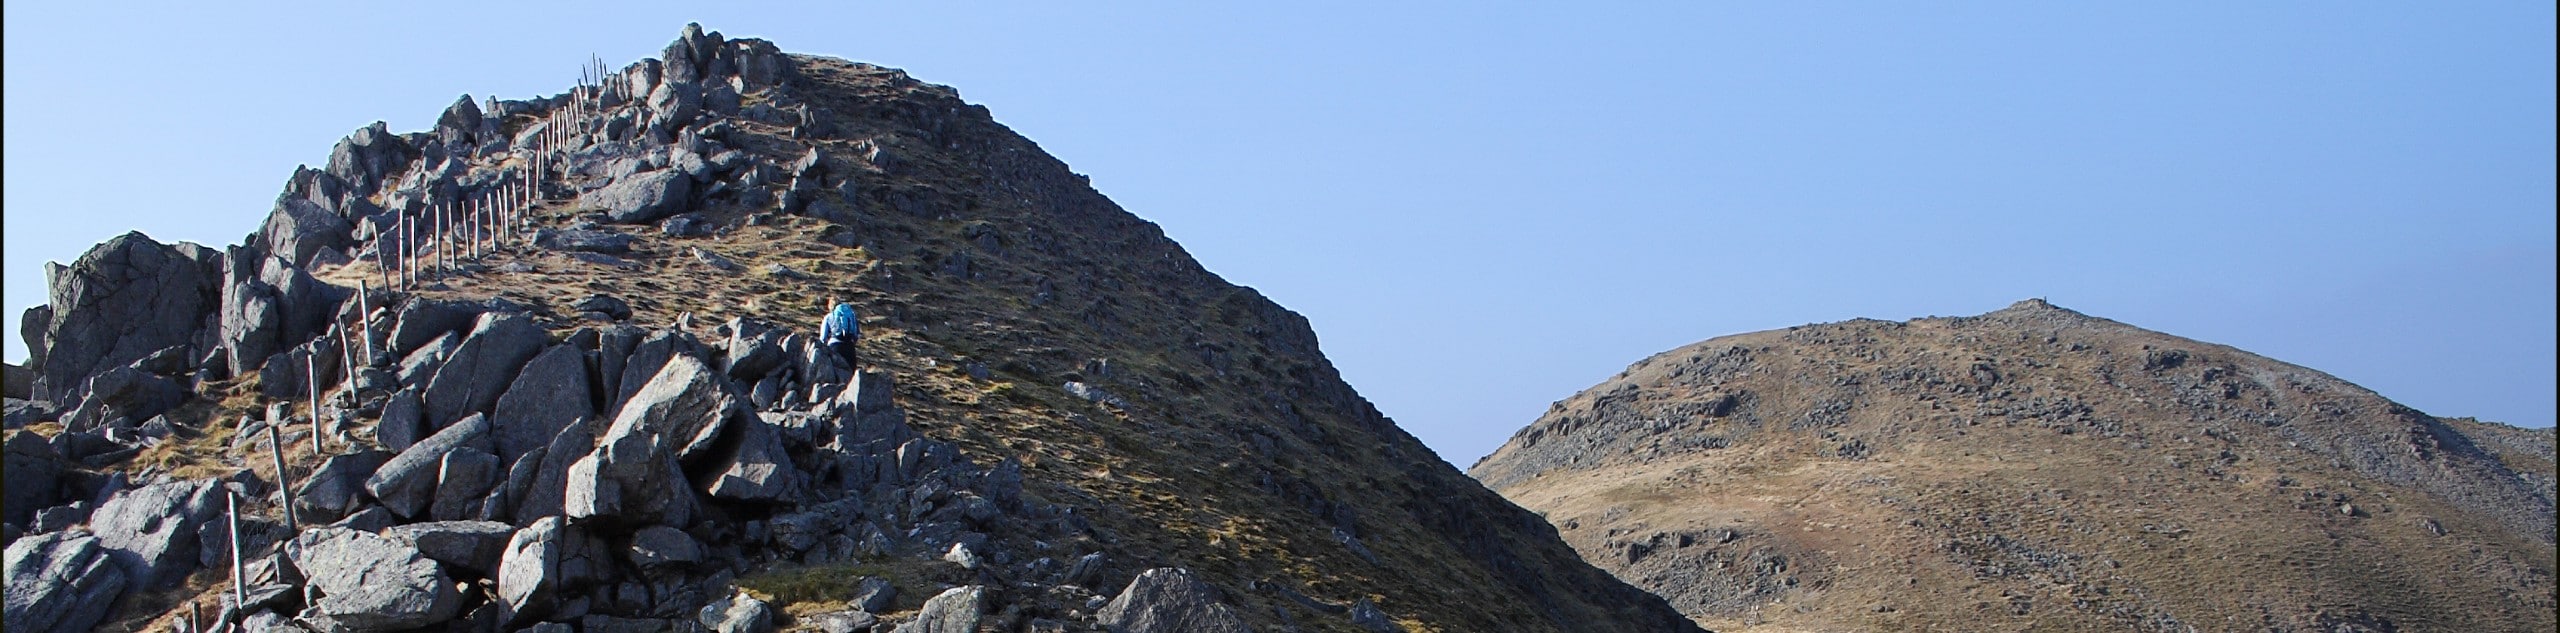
left=6, top=3, right=2552, bottom=467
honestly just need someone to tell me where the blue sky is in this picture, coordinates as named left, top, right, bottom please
left=7, top=3, right=2552, bottom=466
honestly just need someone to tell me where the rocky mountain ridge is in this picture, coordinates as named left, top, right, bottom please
left=3, top=24, right=1699, bottom=633
left=1471, top=299, right=2555, bottom=632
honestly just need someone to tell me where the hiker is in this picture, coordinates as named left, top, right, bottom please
left=821, top=301, right=860, bottom=370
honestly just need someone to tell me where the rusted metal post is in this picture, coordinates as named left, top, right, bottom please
left=264, top=405, right=299, bottom=531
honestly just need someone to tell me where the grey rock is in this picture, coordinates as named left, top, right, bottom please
left=422, top=312, right=549, bottom=428
left=4, top=398, right=55, bottom=429
left=394, top=331, right=460, bottom=387
left=36, top=232, right=220, bottom=406
left=698, top=590, right=775, bottom=633
left=197, top=515, right=287, bottom=570
left=515, top=417, right=598, bottom=524
left=575, top=295, right=635, bottom=321
left=850, top=575, right=897, bottom=614
left=891, top=585, right=983, bottom=633
left=88, top=479, right=221, bottom=590
left=670, top=149, right=714, bottom=182
left=3, top=531, right=129, bottom=633
left=942, top=541, right=981, bottom=570
left=807, top=610, right=878, bottom=633
left=1349, top=598, right=1396, bottom=633
left=253, top=334, right=338, bottom=402
left=497, top=516, right=611, bottom=626
left=611, top=327, right=704, bottom=422
left=690, top=246, right=741, bottom=271
left=626, top=525, right=703, bottom=572
left=388, top=299, right=483, bottom=359
left=329, top=505, right=398, bottom=533
left=723, top=317, right=788, bottom=382
left=298, top=449, right=393, bottom=519
left=585, top=169, right=696, bottom=224
left=1096, top=568, right=1253, bottom=633
left=289, top=526, right=463, bottom=632
left=61, top=362, right=189, bottom=434
left=1062, top=382, right=1125, bottom=408
left=705, top=413, right=800, bottom=502
left=430, top=447, right=501, bottom=522
left=661, top=214, right=715, bottom=238
left=381, top=520, right=515, bottom=578
left=366, top=413, right=493, bottom=519
left=261, top=197, right=356, bottom=269
left=376, top=388, right=426, bottom=452
left=435, top=93, right=487, bottom=147
left=535, top=228, right=638, bottom=254
left=1063, top=552, right=1106, bottom=586
left=846, top=371, right=895, bottom=415
left=4, top=433, right=65, bottom=525
left=568, top=354, right=739, bottom=526
left=493, top=344, right=595, bottom=465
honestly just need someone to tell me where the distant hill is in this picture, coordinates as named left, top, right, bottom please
left=1471, top=299, right=2555, bottom=632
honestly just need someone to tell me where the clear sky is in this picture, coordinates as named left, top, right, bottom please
left=7, top=3, right=2553, bottom=467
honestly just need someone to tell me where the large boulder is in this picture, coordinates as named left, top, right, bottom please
left=381, top=520, right=515, bottom=578
left=611, top=327, right=706, bottom=416
left=429, top=447, right=501, bottom=522
left=59, top=364, right=188, bottom=432
left=387, top=299, right=483, bottom=360
left=3, top=531, right=129, bottom=633
left=3, top=433, right=65, bottom=525
left=220, top=248, right=349, bottom=377
left=1096, top=568, right=1254, bottom=633
left=298, top=449, right=393, bottom=520
left=288, top=527, right=464, bottom=632
left=492, top=344, right=596, bottom=465
left=421, top=312, right=548, bottom=429
left=699, top=590, right=775, bottom=633
left=565, top=355, right=739, bottom=527
left=376, top=388, right=426, bottom=452
left=891, top=586, right=984, bottom=633
left=516, top=419, right=598, bottom=525
left=434, top=94, right=487, bottom=148
left=327, top=121, right=419, bottom=197
left=583, top=169, right=695, bottom=224
left=722, top=317, right=788, bottom=382
left=260, top=197, right=357, bottom=269
left=703, top=413, right=801, bottom=502
left=367, top=413, right=495, bottom=519
left=496, top=516, right=611, bottom=626
left=87, top=479, right=222, bottom=591
left=35, top=232, right=219, bottom=404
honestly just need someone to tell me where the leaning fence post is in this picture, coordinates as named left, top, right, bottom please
left=226, top=488, right=246, bottom=612
left=264, top=405, right=300, bottom=531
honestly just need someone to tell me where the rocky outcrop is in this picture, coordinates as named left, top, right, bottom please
left=87, top=478, right=221, bottom=590
left=259, top=197, right=357, bottom=269
left=892, top=586, right=984, bottom=633
left=566, top=355, right=737, bottom=527
left=492, top=343, right=595, bottom=465
left=367, top=413, right=494, bottom=519
left=34, top=232, right=219, bottom=404
left=585, top=170, right=695, bottom=224
left=1096, top=568, right=1253, bottom=633
left=288, top=526, right=464, bottom=631
left=420, top=312, right=548, bottom=428
left=3, top=531, right=129, bottom=633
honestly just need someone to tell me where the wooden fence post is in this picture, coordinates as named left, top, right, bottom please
left=264, top=405, right=299, bottom=531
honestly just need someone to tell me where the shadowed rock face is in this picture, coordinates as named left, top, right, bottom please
left=5, top=23, right=1703, bottom=633
left=1474, top=299, right=2557, bottom=632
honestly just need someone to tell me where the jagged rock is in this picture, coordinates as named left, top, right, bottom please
left=367, top=413, right=493, bottom=519
left=1348, top=598, right=1396, bottom=633
left=1096, top=568, right=1253, bottom=633
left=724, top=317, right=788, bottom=381
left=394, top=332, right=459, bottom=387
left=769, top=496, right=864, bottom=554
left=891, top=585, right=984, bottom=633
left=435, top=94, right=486, bottom=148
left=196, top=514, right=287, bottom=571
left=37, top=232, right=219, bottom=404
left=430, top=447, right=502, bottom=521
left=535, top=228, right=638, bottom=254
left=422, top=312, right=548, bottom=428
left=327, top=122, right=418, bottom=197
left=516, top=419, right=598, bottom=524
left=381, top=520, right=515, bottom=578
left=648, top=80, right=705, bottom=130
left=732, top=39, right=786, bottom=87
left=704, top=413, right=802, bottom=502
left=942, top=541, right=982, bottom=570
left=497, top=516, right=611, bottom=625
left=330, top=506, right=398, bottom=533
left=289, top=526, right=464, bottom=632
left=87, top=479, right=221, bottom=591
left=851, top=576, right=897, bottom=614
left=261, top=197, right=356, bottom=268
left=299, top=449, right=393, bottom=519
left=1062, top=382, right=1125, bottom=408
left=3, top=531, right=128, bottom=633
left=626, top=524, right=703, bottom=572
left=493, top=344, right=596, bottom=465
left=575, top=295, right=635, bottom=321
left=389, top=299, right=483, bottom=359
left=4, top=398, right=54, bottom=429
left=611, top=327, right=707, bottom=420
left=806, top=610, right=878, bottom=633
left=847, top=370, right=895, bottom=415
left=585, top=169, right=695, bottom=224
left=220, top=249, right=349, bottom=377
left=377, top=388, right=426, bottom=452
left=699, top=590, right=775, bottom=633
left=58, top=364, right=187, bottom=432
left=255, top=333, right=340, bottom=401
left=662, top=214, right=715, bottom=238
left=5, top=432, right=66, bottom=525
left=568, top=355, right=739, bottom=527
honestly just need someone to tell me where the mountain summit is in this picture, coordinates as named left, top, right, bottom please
left=3, top=24, right=1697, bottom=633
left=1471, top=300, right=2555, bottom=632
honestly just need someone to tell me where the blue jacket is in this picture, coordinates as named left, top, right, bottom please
left=821, top=304, right=859, bottom=344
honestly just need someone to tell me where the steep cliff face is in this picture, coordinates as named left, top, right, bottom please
left=4, top=25, right=1698, bottom=633
left=1473, top=300, right=2555, bottom=632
